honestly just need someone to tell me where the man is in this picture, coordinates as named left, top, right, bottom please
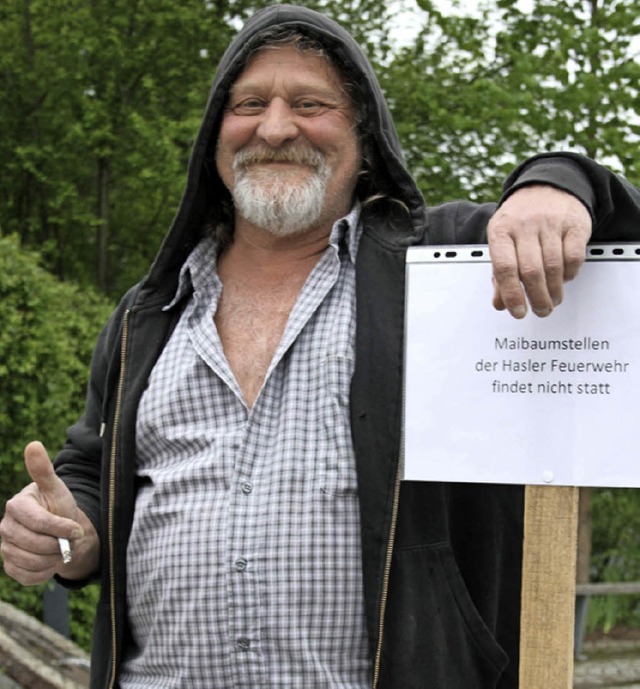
left=2, top=5, right=639, bottom=688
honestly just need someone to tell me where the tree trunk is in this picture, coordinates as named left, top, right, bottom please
left=96, top=156, right=110, bottom=293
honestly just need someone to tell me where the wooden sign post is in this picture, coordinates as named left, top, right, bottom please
left=519, top=486, right=579, bottom=688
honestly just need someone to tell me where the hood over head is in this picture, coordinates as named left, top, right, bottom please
left=143, top=4, right=426, bottom=292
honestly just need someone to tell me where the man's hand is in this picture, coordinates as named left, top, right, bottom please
left=487, top=184, right=592, bottom=318
left=0, top=441, right=99, bottom=585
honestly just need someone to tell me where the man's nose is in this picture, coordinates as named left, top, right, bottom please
left=256, top=98, right=299, bottom=147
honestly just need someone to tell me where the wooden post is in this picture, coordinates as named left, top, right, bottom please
left=519, top=485, right=579, bottom=688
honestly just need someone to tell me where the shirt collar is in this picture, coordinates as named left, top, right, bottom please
left=164, top=203, right=362, bottom=311
left=329, top=202, right=361, bottom=265
left=163, top=232, right=218, bottom=310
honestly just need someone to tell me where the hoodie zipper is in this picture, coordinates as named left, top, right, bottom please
left=371, top=426, right=405, bottom=688
left=108, top=309, right=130, bottom=689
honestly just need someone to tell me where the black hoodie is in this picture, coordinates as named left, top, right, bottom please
left=141, top=3, right=427, bottom=300
left=54, top=5, right=640, bottom=689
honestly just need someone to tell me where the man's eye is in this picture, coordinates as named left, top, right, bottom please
left=292, top=100, right=329, bottom=116
left=230, top=99, right=267, bottom=115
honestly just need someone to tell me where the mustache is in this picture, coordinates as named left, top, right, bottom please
left=233, top=145, right=325, bottom=170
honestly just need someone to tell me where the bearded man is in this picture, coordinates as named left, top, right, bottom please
left=2, top=5, right=640, bottom=689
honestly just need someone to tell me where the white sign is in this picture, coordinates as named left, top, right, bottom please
left=404, top=244, right=640, bottom=487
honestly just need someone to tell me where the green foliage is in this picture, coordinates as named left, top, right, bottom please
left=381, top=5, right=533, bottom=204
left=286, top=0, right=394, bottom=63
left=382, top=0, right=640, bottom=205
left=0, top=0, right=234, bottom=295
left=67, top=582, right=101, bottom=651
left=494, top=0, right=640, bottom=178
left=0, top=235, right=112, bottom=649
left=587, top=488, right=640, bottom=633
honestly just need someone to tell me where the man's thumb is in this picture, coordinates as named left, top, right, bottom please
left=24, top=441, right=69, bottom=516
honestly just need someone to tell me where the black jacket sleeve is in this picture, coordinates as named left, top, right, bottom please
left=502, top=152, right=640, bottom=242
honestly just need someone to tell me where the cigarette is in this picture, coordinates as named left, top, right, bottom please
left=58, top=537, right=72, bottom=564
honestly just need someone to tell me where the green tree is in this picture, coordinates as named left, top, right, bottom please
left=0, top=235, right=113, bottom=648
left=496, top=0, right=640, bottom=179
left=381, top=0, right=640, bottom=204
left=589, top=488, right=640, bottom=632
left=0, top=0, right=239, bottom=296
left=381, top=1, right=534, bottom=204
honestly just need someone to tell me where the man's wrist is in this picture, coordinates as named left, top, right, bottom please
left=501, top=155, right=596, bottom=223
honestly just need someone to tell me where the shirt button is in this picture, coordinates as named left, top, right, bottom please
left=235, top=558, right=248, bottom=572
left=241, top=481, right=253, bottom=494
left=236, top=638, right=251, bottom=651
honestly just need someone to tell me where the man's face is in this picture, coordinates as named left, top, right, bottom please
left=216, top=45, right=361, bottom=237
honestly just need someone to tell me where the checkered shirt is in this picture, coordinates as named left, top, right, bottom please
left=119, top=207, right=372, bottom=688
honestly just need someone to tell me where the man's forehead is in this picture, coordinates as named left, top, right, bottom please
left=230, top=44, right=343, bottom=91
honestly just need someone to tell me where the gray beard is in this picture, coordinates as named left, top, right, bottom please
left=231, top=149, right=331, bottom=237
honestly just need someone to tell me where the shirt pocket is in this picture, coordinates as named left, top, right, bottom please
left=317, top=354, right=358, bottom=497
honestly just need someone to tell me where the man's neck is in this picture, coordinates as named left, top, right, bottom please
left=221, top=216, right=336, bottom=281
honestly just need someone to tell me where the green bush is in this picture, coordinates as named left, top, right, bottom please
left=588, top=487, right=640, bottom=633
left=0, top=234, right=113, bottom=650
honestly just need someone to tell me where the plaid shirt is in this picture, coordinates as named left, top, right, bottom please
left=119, top=207, right=371, bottom=688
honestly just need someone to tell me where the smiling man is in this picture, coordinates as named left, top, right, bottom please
left=2, top=5, right=640, bottom=689
left=216, top=44, right=360, bottom=238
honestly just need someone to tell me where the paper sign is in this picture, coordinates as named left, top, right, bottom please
left=403, top=243, right=640, bottom=487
